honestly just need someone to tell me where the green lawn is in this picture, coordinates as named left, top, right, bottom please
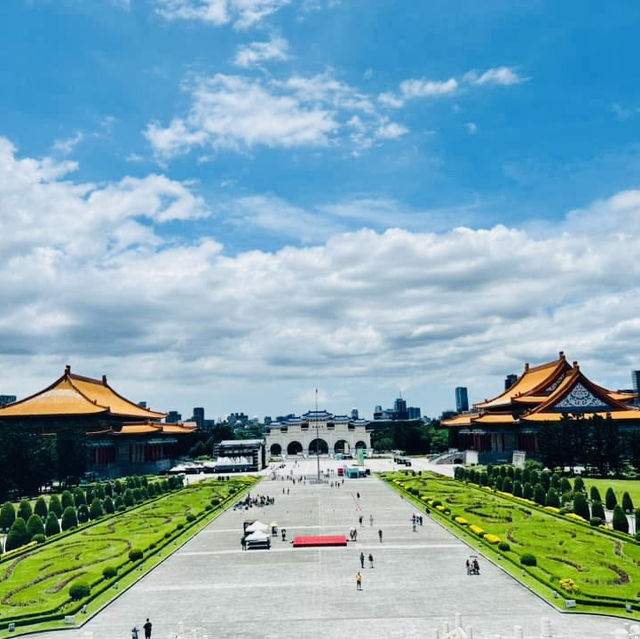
left=582, top=478, right=640, bottom=507
left=381, top=471, right=640, bottom=617
left=0, top=477, right=256, bottom=627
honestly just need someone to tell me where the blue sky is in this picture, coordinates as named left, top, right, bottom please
left=1, top=0, right=640, bottom=420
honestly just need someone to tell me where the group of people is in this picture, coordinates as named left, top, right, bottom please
left=466, top=557, right=480, bottom=575
left=233, top=494, right=275, bottom=510
left=359, top=551, right=374, bottom=568
left=131, top=618, right=152, bottom=639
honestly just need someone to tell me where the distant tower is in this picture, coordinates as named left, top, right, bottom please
left=504, top=374, right=518, bottom=390
left=0, top=395, right=16, bottom=407
left=193, top=407, right=205, bottom=428
left=393, top=396, right=408, bottom=420
left=351, top=408, right=359, bottom=420
left=455, top=387, right=469, bottom=413
left=633, top=370, right=640, bottom=406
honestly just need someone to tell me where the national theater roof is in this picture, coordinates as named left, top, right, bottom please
left=442, top=351, right=640, bottom=428
left=0, top=365, right=166, bottom=420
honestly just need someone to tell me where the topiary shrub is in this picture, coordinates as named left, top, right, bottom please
left=123, top=488, right=135, bottom=507
left=73, top=489, right=86, bottom=507
left=77, top=504, right=89, bottom=524
left=502, top=477, right=513, bottom=494
left=5, top=517, right=29, bottom=551
left=45, top=511, right=60, bottom=536
left=523, top=482, right=533, bottom=500
left=622, top=491, right=634, bottom=514
left=129, top=549, right=143, bottom=562
left=494, top=476, right=504, bottom=492
left=61, top=506, right=78, bottom=531
left=590, top=517, right=605, bottom=527
left=513, top=480, right=523, bottom=498
left=612, top=504, right=629, bottom=533
left=69, top=583, right=90, bottom=600
left=164, top=532, right=172, bottom=539
left=606, top=487, right=617, bottom=510
left=520, top=553, right=537, bottom=566
left=26, top=513, right=44, bottom=539
left=18, top=499, right=32, bottom=522
left=176, top=522, right=184, bottom=530
left=186, top=513, right=196, bottom=522
left=573, top=492, right=590, bottom=521
left=573, top=476, right=585, bottom=493
left=34, top=497, right=48, bottom=519
left=61, top=489, right=75, bottom=510
left=560, top=477, right=572, bottom=494
left=0, top=501, right=16, bottom=531
left=590, top=486, right=601, bottom=502
left=102, top=566, right=118, bottom=579
left=591, top=501, right=605, bottom=520
left=103, top=496, right=115, bottom=514
left=498, top=541, right=510, bottom=552
left=533, top=484, right=546, bottom=506
left=89, top=498, right=104, bottom=520
left=49, top=494, right=63, bottom=517
left=32, top=533, right=46, bottom=544
left=545, top=488, right=560, bottom=508
left=550, top=473, right=561, bottom=490
left=540, top=472, right=550, bottom=491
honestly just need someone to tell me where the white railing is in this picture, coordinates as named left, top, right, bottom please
left=433, top=616, right=554, bottom=639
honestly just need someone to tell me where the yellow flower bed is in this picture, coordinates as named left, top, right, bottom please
left=1, top=541, right=37, bottom=560
left=566, top=513, right=588, bottom=523
left=559, top=578, right=580, bottom=593
left=484, top=534, right=501, bottom=544
left=544, top=506, right=560, bottom=514
left=469, top=524, right=485, bottom=536
left=436, top=505, right=445, bottom=511
left=454, top=517, right=468, bottom=525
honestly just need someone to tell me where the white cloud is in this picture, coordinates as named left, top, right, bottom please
left=3, top=137, right=640, bottom=417
left=234, top=35, right=289, bottom=67
left=375, top=121, right=409, bottom=139
left=464, top=66, right=526, bottom=86
left=145, top=72, right=405, bottom=158
left=153, top=0, right=291, bottom=28
left=52, top=131, right=85, bottom=155
left=400, top=77, right=458, bottom=99
left=465, top=122, right=478, bottom=134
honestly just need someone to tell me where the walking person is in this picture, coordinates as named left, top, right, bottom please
left=369, top=514, right=373, bottom=526
left=359, top=515, right=363, bottom=526
left=356, top=571, right=362, bottom=591
left=368, top=553, right=374, bottom=568
left=131, top=626, right=139, bottom=639
left=378, top=529, right=383, bottom=542
left=360, top=551, right=365, bottom=569
left=143, top=618, right=152, bottom=639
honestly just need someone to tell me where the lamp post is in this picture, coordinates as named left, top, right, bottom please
left=315, top=388, right=321, bottom=482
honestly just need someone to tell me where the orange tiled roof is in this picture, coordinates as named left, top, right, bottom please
left=473, top=413, right=517, bottom=424
left=0, top=366, right=166, bottom=420
left=441, top=413, right=477, bottom=427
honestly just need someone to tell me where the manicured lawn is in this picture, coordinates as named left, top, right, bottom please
left=583, top=478, right=640, bottom=507
left=0, top=477, right=255, bottom=626
left=381, top=471, right=640, bottom=616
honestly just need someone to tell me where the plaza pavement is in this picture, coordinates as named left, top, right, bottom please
left=28, top=458, right=632, bottom=639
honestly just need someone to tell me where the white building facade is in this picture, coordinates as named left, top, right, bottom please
left=265, top=410, right=371, bottom=457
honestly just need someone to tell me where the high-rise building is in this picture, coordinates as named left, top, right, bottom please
left=166, top=410, right=182, bottom=423
left=408, top=406, right=421, bottom=420
left=393, top=397, right=408, bottom=420
left=193, top=407, right=205, bottom=428
left=351, top=408, right=359, bottom=420
left=504, top=374, right=518, bottom=390
left=0, top=395, right=16, bottom=407
left=455, top=387, right=469, bottom=413
left=633, top=370, right=640, bottom=406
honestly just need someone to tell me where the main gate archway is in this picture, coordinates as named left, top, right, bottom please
left=334, top=440, right=349, bottom=454
left=287, top=441, right=303, bottom=455
left=270, top=443, right=282, bottom=456
left=308, top=438, right=328, bottom=455
left=355, top=441, right=367, bottom=451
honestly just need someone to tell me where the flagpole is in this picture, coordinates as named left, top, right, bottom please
left=315, top=388, right=321, bottom=482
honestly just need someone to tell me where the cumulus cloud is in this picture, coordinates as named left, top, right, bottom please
left=234, top=35, right=289, bottom=67
left=153, top=0, right=291, bottom=29
left=144, top=72, right=405, bottom=158
left=3, top=137, right=640, bottom=415
left=463, top=66, right=526, bottom=86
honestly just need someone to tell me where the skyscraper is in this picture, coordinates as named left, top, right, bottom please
left=633, top=370, right=640, bottom=406
left=193, top=407, right=205, bottom=428
left=455, top=387, right=469, bottom=413
left=504, top=374, right=518, bottom=390
left=393, top=397, right=408, bottom=420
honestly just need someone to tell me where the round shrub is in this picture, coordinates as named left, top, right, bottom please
left=61, top=489, right=75, bottom=510
left=590, top=517, right=605, bottom=527
left=605, top=487, right=617, bottom=510
left=622, top=491, right=634, bottom=514
left=186, top=513, right=196, bottom=522
left=164, top=532, right=172, bottom=539
left=102, top=566, right=117, bottom=579
left=32, top=533, right=46, bottom=544
left=592, top=500, right=605, bottom=520
left=5, top=517, right=29, bottom=551
left=89, top=498, right=104, bottom=520
left=520, top=553, right=537, bottom=567
left=77, top=504, right=89, bottom=524
left=45, top=511, right=60, bottom=536
left=128, top=549, right=143, bottom=562
left=18, top=499, right=32, bottom=522
left=61, top=506, right=78, bottom=531
left=612, top=504, right=629, bottom=533
left=498, top=541, right=510, bottom=552
left=69, top=583, right=90, bottom=600
left=176, top=522, right=184, bottom=530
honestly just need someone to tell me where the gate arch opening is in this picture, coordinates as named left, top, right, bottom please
left=334, top=440, right=349, bottom=454
left=270, top=443, right=282, bottom=456
left=308, top=438, right=328, bottom=455
left=287, top=441, right=303, bottom=455
left=355, top=441, right=367, bottom=451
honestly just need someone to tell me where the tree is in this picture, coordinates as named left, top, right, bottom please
left=605, top=487, right=617, bottom=510
left=573, top=476, right=585, bottom=493
left=622, top=492, right=634, bottom=513
left=590, top=486, right=601, bottom=502
left=560, top=477, right=572, bottom=494
left=628, top=430, right=640, bottom=473
left=534, top=484, right=546, bottom=505
left=34, top=496, right=48, bottom=519
left=61, top=490, right=75, bottom=510
left=73, top=489, right=86, bottom=507
left=494, top=476, right=504, bottom=492
left=77, top=504, right=89, bottom=523
left=56, top=427, right=86, bottom=484
left=189, top=440, right=207, bottom=458
left=61, top=506, right=78, bottom=530
left=523, top=482, right=534, bottom=500
left=513, top=480, right=523, bottom=498
left=550, top=473, right=561, bottom=490
left=45, top=511, right=60, bottom=536
left=26, top=514, right=44, bottom=539
left=103, top=496, right=115, bottom=514
left=123, top=488, right=135, bottom=507
left=18, top=499, right=32, bottom=522
left=502, top=477, right=513, bottom=493
left=612, top=504, right=629, bottom=533
left=49, top=494, right=62, bottom=517
left=0, top=502, right=16, bottom=531
left=592, top=501, right=605, bottom=520
left=540, top=471, right=550, bottom=491
left=5, top=517, right=29, bottom=551
left=573, top=493, right=590, bottom=520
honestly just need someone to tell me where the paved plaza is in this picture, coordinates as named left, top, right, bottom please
left=29, top=459, right=632, bottom=639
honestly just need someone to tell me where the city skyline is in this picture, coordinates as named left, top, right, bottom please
left=1, top=2, right=640, bottom=417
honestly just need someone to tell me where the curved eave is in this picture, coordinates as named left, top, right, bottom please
left=441, top=414, right=478, bottom=427
left=523, top=410, right=640, bottom=422
left=473, top=414, right=517, bottom=424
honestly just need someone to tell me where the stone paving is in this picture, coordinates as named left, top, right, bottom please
left=28, top=459, right=632, bottom=639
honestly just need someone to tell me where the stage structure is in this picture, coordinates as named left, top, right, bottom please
left=213, top=439, right=266, bottom=472
left=265, top=411, right=371, bottom=458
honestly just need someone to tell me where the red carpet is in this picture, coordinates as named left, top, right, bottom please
left=292, top=535, right=348, bottom=547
